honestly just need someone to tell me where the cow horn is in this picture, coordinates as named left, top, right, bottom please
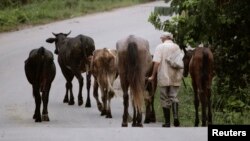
left=65, top=31, right=71, bottom=36
left=52, top=32, right=57, bottom=36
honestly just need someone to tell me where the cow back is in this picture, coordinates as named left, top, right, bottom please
left=91, top=48, right=118, bottom=82
left=25, top=47, right=56, bottom=86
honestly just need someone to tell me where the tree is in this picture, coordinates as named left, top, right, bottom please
left=149, top=0, right=249, bottom=113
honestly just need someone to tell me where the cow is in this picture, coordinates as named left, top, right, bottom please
left=24, top=47, right=56, bottom=122
left=183, top=46, right=214, bottom=126
left=46, top=31, right=95, bottom=107
left=144, top=61, right=157, bottom=124
left=90, top=48, right=118, bottom=118
left=116, top=35, right=153, bottom=127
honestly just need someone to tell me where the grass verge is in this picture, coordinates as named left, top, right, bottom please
left=0, top=0, right=151, bottom=32
left=153, top=77, right=250, bottom=126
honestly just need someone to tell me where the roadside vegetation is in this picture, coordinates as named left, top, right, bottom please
left=149, top=0, right=250, bottom=126
left=0, top=0, right=152, bottom=32
left=153, top=78, right=250, bottom=127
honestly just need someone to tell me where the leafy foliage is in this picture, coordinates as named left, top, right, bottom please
left=149, top=0, right=250, bottom=124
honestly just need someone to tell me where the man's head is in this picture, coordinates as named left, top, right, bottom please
left=160, top=31, right=173, bottom=42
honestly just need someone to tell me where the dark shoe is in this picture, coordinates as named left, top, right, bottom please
left=172, top=103, right=180, bottom=127
left=162, top=108, right=170, bottom=127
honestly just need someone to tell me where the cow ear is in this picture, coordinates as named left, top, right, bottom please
left=46, top=38, right=56, bottom=43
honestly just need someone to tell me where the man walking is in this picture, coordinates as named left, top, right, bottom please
left=148, top=31, right=183, bottom=127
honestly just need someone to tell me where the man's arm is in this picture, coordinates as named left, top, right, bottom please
left=148, top=62, right=160, bottom=81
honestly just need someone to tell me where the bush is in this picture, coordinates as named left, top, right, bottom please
left=149, top=0, right=250, bottom=125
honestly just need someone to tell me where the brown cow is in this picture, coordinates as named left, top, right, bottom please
left=91, top=48, right=118, bottom=118
left=116, top=35, right=153, bottom=127
left=183, top=46, right=214, bottom=126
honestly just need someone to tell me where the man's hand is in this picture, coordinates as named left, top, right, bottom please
left=147, top=76, right=155, bottom=82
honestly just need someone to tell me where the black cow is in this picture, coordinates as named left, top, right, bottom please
left=25, top=47, right=56, bottom=122
left=46, top=31, right=95, bottom=107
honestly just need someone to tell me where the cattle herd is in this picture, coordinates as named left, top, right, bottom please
left=25, top=31, right=213, bottom=127
left=25, top=32, right=156, bottom=127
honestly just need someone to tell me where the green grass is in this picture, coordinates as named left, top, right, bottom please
left=0, top=0, right=150, bottom=32
left=153, top=77, right=250, bottom=126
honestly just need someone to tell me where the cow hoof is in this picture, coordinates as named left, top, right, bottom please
left=101, top=110, right=106, bottom=116
left=137, top=123, right=143, bottom=127
left=150, top=118, right=156, bottom=123
left=35, top=117, right=42, bottom=122
left=42, top=115, right=50, bottom=121
left=208, top=121, right=212, bottom=125
left=132, top=123, right=137, bottom=127
left=68, top=100, right=75, bottom=105
left=85, top=102, right=91, bottom=108
left=63, top=98, right=68, bottom=103
left=144, top=119, right=150, bottom=124
left=33, top=114, right=36, bottom=119
left=78, top=100, right=83, bottom=106
left=121, top=123, right=128, bottom=127
left=144, top=118, right=156, bottom=123
left=106, top=114, right=112, bottom=118
left=97, top=104, right=103, bottom=112
left=195, top=119, right=199, bottom=127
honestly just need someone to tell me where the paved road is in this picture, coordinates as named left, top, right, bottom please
left=0, top=1, right=207, bottom=140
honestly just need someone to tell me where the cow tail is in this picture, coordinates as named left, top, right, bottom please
left=37, top=46, right=45, bottom=55
left=36, top=47, right=45, bottom=92
left=127, top=42, right=143, bottom=112
left=80, top=36, right=87, bottom=60
left=201, top=48, right=209, bottom=90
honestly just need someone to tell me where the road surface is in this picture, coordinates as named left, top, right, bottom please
left=0, top=1, right=207, bottom=141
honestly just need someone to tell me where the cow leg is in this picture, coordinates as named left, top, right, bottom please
left=106, top=99, right=112, bottom=118
left=33, top=85, right=41, bottom=122
left=121, top=80, right=129, bottom=127
left=132, top=104, right=137, bottom=127
left=194, top=93, right=199, bottom=126
left=63, top=87, right=69, bottom=103
left=136, top=109, right=143, bottom=127
left=73, top=71, right=84, bottom=106
left=85, top=72, right=91, bottom=107
left=193, top=82, right=199, bottom=127
left=106, top=90, right=114, bottom=118
left=151, top=79, right=157, bottom=123
left=144, top=95, right=156, bottom=123
left=200, top=90, right=207, bottom=127
left=61, top=68, right=74, bottom=105
left=121, top=90, right=129, bottom=127
left=207, top=88, right=212, bottom=125
left=150, top=95, right=156, bottom=122
left=144, top=96, right=156, bottom=123
left=65, top=81, right=75, bottom=105
left=144, top=97, right=151, bottom=123
left=132, top=104, right=142, bottom=127
left=93, top=80, right=102, bottom=112
left=42, top=84, right=51, bottom=121
left=101, top=89, right=107, bottom=116
left=144, top=81, right=156, bottom=123
left=106, top=75, right=116, bottom=118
